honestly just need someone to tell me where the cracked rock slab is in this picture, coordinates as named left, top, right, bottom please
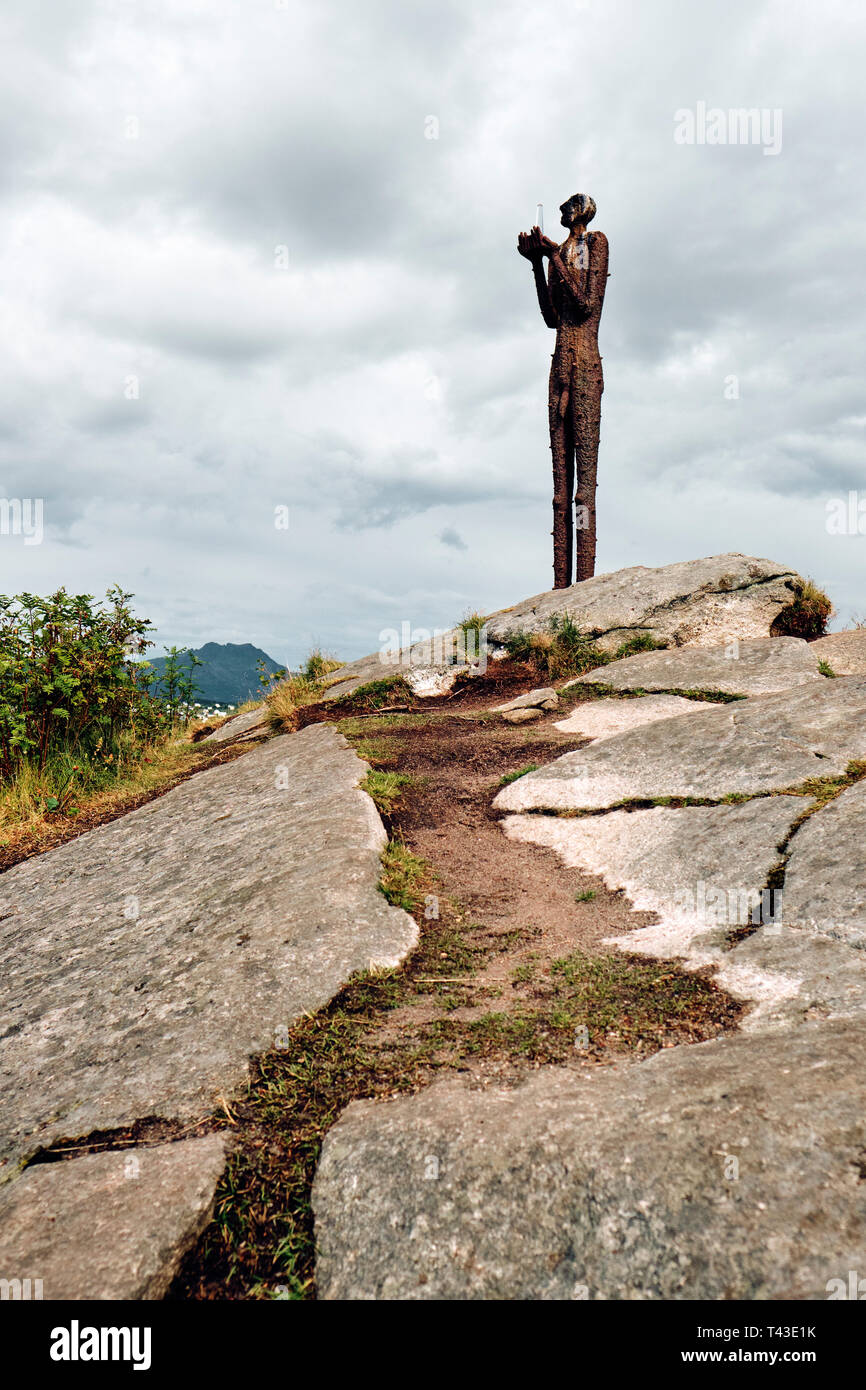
left=717, top=924, right=866, bottom=1033
left=554, top=693, right=706, bottom=740
left=313, top=1020, right=866, bottom=1300
left=573, top=636, right=821, bottom=696
left=323, top=554, right=804, bottom=699
left=781, top=780, right=866, bottom=949
left=495, top=678, right=866, bottom=811
left=0, top=724, right=417, bottom=1170
left=502, top=797, right=807, bottom=971
left=0, top=1134, right=226, bottom=1300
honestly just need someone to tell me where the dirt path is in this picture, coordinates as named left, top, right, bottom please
left=171, top=677, right=742, bottom=1300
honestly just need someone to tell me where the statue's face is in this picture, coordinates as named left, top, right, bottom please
left=560, top=194, right=596, bottom=228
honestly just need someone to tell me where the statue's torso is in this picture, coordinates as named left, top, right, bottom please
left=549, top=230, right=606, bottom=337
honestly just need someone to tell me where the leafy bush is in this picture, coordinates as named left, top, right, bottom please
left=0, top=587, right=168, bottom=780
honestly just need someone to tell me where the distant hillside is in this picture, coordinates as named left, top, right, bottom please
left=145, top=642, right=284, bottom=705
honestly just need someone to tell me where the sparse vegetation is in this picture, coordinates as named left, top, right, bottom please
left=503, top=613, right=610, bottom=681
left=377, top=839, right=428, bottom=911
left=301, top=650, right=343, bottom=683
left=361, top=769, right=413, bottom=815
left=818, top=659, right=837, bottom=678
left=575, top=889, right=596, bottom=902
left=613, top=633, right=667, bottom=659
left=266, top=672, right=326, bottom=730
left=330, top=676, right=413, bottom=712
left=772, top=579, right=834, bottom=640
left=499, top=763, right=539, bottom=786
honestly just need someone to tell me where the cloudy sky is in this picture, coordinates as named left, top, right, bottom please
left=1, top=0, right=864, bottom=667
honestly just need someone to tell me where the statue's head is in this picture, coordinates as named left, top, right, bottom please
left=560, top=193, right=596, bottom=229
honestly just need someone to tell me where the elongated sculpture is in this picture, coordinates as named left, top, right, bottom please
left=518, top=194, right=608, bottom=587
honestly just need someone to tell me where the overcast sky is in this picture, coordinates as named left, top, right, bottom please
left=1, top=0, right=864, bottom=667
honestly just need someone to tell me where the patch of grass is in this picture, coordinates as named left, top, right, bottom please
left=818, top=660, right=837, bottom=678
left=772, top=578, right=834, bottom=640
left=503, top=613, right=610, bottom=682
left=0, top=736, right=251, bottom=867
left=782, top=758, right=866, bottom=812
left=361, top=769, right=413, bottom=815
left=613, top=633, right=667, bottom=659
left=457, top=610, right=487, bottom=637
left=301, top=650, right=344, bottom=682
left=575, top=889, right=596, bottom=902
left=0, top=733, right=196, bottom=847
left=499, top=763, right=539, bottom=786
left=378, top=840, right=428, bottom=912
left=266, top=673, right=325, bottom=731
left=351, top=741, right=388, bottom=768
left=331, top=676, right=414, bottom=713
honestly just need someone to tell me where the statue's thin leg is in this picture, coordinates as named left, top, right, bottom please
left=572, top=357, right=603, bottom=583
left=550, top=382, right=573, bottom=589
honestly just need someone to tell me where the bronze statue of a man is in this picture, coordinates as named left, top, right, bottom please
left=518, top=194, right=608, bottom=588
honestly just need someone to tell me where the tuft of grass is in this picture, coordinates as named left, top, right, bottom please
left=503, top=613, right=609, bottom=682
left=361, top=769, right=413, bottom=815
left=266, top=673, right=324, bottom=730
left=772, top=578, right=834, bottom=640
left=613, top=633, right=667, bottom=659
left=457, top=610, right=487, bottom=637
left=499, top=763, right=539, bottom=786
left=331, top=676, right=413, bottom=713
left=301, top=650, right=343, bottom=682
left=575, top=889, right=596, bottom=902
left=378, top=840, right=428, bottom=912
left=818, top=659, right=836, bottom=678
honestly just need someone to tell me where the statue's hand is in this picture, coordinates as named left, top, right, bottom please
left=518, top=226, right=556, bottom=261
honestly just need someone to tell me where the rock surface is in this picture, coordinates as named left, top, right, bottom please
left=493, top=687, right=558, bottom=712
left=485, top=553, right=804, bottom=651
left=810, top=629, right=866, bottom=676
left=0, top=724, right=416, bottom=1169
left=322, top=554, right=805, bottom=700
left=502, top=797, right=806, bottom=969
left=501, top=708, right=543, bottom=724
left=313, top=1020, right=866, bottom=1300
left=202, top=706, right=268, bottom=743
left=782, top=780, right=866, bottom=950
left=0, top=1135, right=226, bottom=1300
left=495, top=678, right=866, bottom=811
left=554, top=693, right=706, bottom=740
left=573, top=636, right=821, bottom=697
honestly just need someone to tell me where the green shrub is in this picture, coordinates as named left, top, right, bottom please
left=0, top=587, right=169, bottom=781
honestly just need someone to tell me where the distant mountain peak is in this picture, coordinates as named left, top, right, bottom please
left=147, top=640, right=283, bottom=705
